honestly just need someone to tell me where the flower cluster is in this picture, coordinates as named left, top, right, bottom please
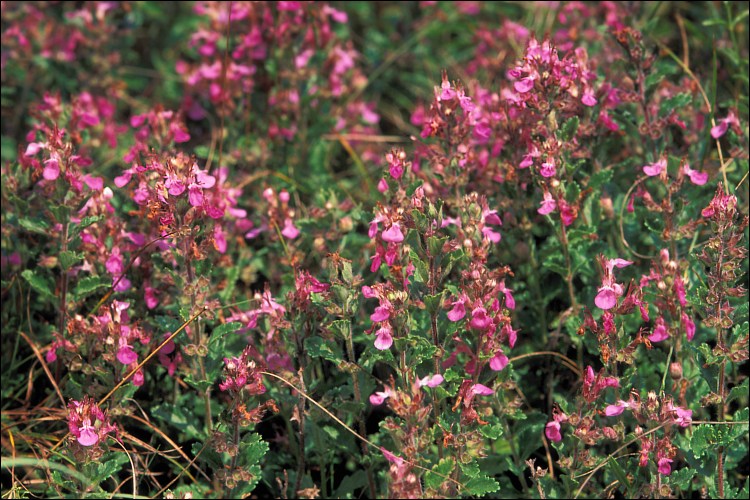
left=67, top=396, right=117, bottom=448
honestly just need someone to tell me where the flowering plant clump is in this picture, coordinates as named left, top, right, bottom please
left=1, top=1, right=747, bottom=499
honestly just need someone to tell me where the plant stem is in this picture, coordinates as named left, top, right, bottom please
left=344, top=321, right=377, bottom=498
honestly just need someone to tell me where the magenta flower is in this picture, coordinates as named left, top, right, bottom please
left=370, top=388, right=392, bottom=405
left=604, top=400, right=630, bottom=416
left=594, top=256, right=632, bottom=310
left=374, top=326, right=393, bottom=350
left=470, top=383, right=494, bottom=396
left=643, top=158, right=666, bottom=177
left=545, top=421, right=562, bottom=442
left=67, top=397, right=116, bottom=447
left=281, top=218, right=300, bottom=239
left=418, top=374, right=444, bottom=388
left=657, top=457, right=673, bottom=476
left=681, top=163, right=708, bottom=185
left=447, top=296, right=467, bottom=322
left=489, top=351, right=509, bottom=371
left=681, top=312, right=695, bottom=341
left=538, top=190, right=557, bottom=215
left=381, top=223, right=404, bottom=243
left=710, top=111, right=740, bottom=139
left=469, top=306, right=492, bottom=330
left=539, top=157, right=556, bottom=178
left=648, top=317, right=669, bottom=342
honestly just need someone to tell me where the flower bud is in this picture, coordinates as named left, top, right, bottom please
left=669, top=362, right=683, bottom=380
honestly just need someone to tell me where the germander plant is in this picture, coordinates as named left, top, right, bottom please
left=1, top=1, right=747, bottom=499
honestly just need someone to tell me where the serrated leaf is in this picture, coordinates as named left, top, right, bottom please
left=305, top=336, right=343, bottom=364
left=73, top=275, right=110, bottom=297
left=588, top=169, right=614, bottom=189
left=18, top=217, right=50, bottom=235
left=479, top=422, right=504, bottom=440
left=240, top=432, right=269, bottom=465
left=464, top=475, right=500, bottom=495
left=425, top=458, right=455, bottom=490
left=424, top=291, right=445, bottom=316
left=727, top=380, right=749, bottom=405
left=559, top=116, right=579, bottom=142
left=208, top=322, right=241, bottom=348
left=90, top=453, right=128, bottom=484
left=21, top=269, right=55, bottom=299
left=152, top=403, right=202, bottom=440
left=192, top=441, right=223, bottom=469
left=59, top=250, right=84, bottom=271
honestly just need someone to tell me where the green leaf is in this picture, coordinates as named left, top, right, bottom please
left=73, top=275, right=110, bottom=298
left=607, top=456, right=631, bottom=495
left=588, top=169, right=614, bottom=189
left=21, top=270, right=55, bottom=299
left=425, top=458, right=455, bottom=490
left=559, top=116, right=580, bottom=142
left=90, top=453, right=128, bottom=485
left=478, top=422, right=504, bottom=440
left=151, top=403, right=203, bottom=440
left=18, top=217, right=50, bottom=235
left=333, top=471, right=367, bottom=499
left=464, top=475, right=500, bottom=496
left=208, top=322, right=241, bottom=348
left=727, top=379, right=749, bottom=406
left=305, top=336, right=343, bottom=364
left=424, top=291, right=445, bottom=316
left=58, top=250, right=84, bottom=271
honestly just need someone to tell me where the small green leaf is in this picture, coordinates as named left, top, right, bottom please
left=208, top=322, right=241, bottom=348
left=21, top=270, right=55, bottom=299
left=58, top=250, right=84, bottom=271
left=425, top=458, right=455, bottom=490
left=559, top=116, right=579, bottom=142
left=464, top=475, right=500, bottom=495
left=305, top=336, right=343, bottom=364
left=18, top=217, right=50, bottom=235
left=90, top=453, right=128, bottom=485
left=424, top=291, right=445, bottom=316
left=73, top=275, right=110, bottom=298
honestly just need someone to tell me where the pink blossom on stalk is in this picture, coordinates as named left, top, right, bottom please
left=489, top=350, right=509, bottom=371
left=681, top=312, right=695, bottom=341
left=657, top=457, right=673, bottom=476
left=67, top=397, right=116, bottom=447
left=370, top=388, right=392, bottom=405
left=538, top=190, right=557, bottom=215
left=374, top=326, right=394, bottom=350
left=380, top=447, right=404, bottom=467
left=539, top=157, right=556, bottom=178
left=281, top=218, right=300, bottom=239
left=498, top=280, right=515, bottom=310
left=381, top=223, right=404, bottom=243
left=604, top=400, right=630, bottom=416
left=594, top=256, right=632, bottom=310
left=545, top=421, right=562, bottom=442
left=418, top=374, right=444, bottom=388
left=43, top=158, right=60, bottom=180
left=643, top=158, right=666, bottom=177
left=581, top=90, right=597, bottom=106
left=377, top=178, right=388, bottom=193
left=447, top=295, right=467, bottom=322
left=470, top=383, right=494, bottom=396
left=710, top=111, right=740, bottom=139
left=682, top=162, right=708, bottom=185
left=469, top=306, right=492, bottom=330
left=116, top=338, right=138, bottom=365
left=648, top=317, right=669, bottom=342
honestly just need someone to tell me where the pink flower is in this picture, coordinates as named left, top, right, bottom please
left=539, top=157, right=556, bottom=178
left=43, top=158, right=60, bottom=180
left=370, top=305, right=391, bottom=322
left=538, top=191, right=557, bottom=215
left=418, top=374, right=444, bottom=388
left=604, top=400, right=629, bottom=416
left=470, top=383, right=494, bottom=396
left=681, top=312, right=695, bottom=341
left=281, top=218, right=300, bottom=239
left=489, top=351, right=509, bottom=371
left=381, top=447, right=404, bottom=467
left=381, top=223, right=404, bottom=243
left=581, top=91, right=597, bottom=106
left=116, top=343, right=138, bottom=365
left=594, top=286, right=619, bottom=310
left=374, top=326, right=393, bottom=350
left=447, top=296, right=467, bottom=322
left=648, top=318, right=669, bottom=342
left=545, top=421, right=562, bottom=442
left=469, top=306, right=492, bottom=330
left=370, top=388, right=392, bottom=405
left=657, top=457, right=673, bottom=476
left=710, top=111, right=740, bottom=139
left=643, top=158, right=666, bottom=177
left=682, top=163, right=708, bottom=185
left=514, top=76, right=535, bottom=93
